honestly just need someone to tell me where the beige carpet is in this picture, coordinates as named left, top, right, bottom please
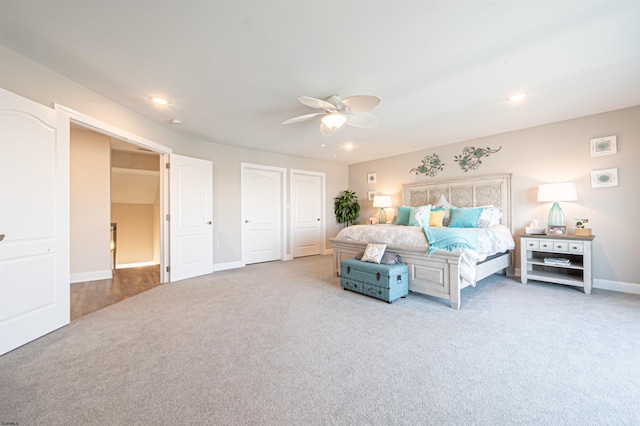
left=1, top=255, right=639, bottom=425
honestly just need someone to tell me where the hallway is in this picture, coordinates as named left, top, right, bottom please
left=70, top=265, right=161, bottom=320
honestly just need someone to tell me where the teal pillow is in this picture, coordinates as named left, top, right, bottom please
left=448, top=207, right=483, bottom=228
left=408, top=205, right=431, bottom=227
left=395, top=206, right=411, bottom=225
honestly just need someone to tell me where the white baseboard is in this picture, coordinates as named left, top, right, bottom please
left=70, top=270, right=113, bottom=284
left=212, top=261, right=244, bottom=272
left=594, top=279, right=640, bottom=295
left=514, top=268, right=639, bottom=295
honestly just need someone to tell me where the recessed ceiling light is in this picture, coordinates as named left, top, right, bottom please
left=169, top=119, right=182, bottom=125
left=321, top=143, right=326, bottom=148
left=150, top=97, right=169, bottom=105
left=507, top=93, right=527, bottom=102
left=344, top=143, right=354, bottom=150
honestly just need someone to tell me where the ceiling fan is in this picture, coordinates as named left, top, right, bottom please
left=282, top=95, right=381, bottom=136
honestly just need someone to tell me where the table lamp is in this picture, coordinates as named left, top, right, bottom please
left=537, top=182, right=577, bottom=228
left=372, top=195, right=392, bottom=224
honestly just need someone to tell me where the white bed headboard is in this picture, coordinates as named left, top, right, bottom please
left=402, top=173, right=512, bottom=232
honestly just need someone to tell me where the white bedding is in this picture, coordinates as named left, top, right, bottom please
left=333, top=224, right=515, bottom=285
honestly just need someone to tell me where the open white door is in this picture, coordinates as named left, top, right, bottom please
left=0, top=88, right=70, bottom=355
left=169, top=154, right=213, bottom=281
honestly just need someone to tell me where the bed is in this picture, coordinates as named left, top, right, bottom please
left=329, top=173, right=515, bottom=309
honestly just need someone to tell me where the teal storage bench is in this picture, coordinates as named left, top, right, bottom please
left=340, top=258, right=408, bottom=303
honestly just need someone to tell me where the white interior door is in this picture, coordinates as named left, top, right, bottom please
left=169, top=154, right=213, bottom=281
left=292, top=170, right=324, bottom=257
left=242, top=164, right=284, bottom=264
left=0, top=88, right=70, bottom=355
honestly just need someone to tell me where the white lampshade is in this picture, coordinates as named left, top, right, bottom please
left=372, top=195, right=392, bottom=208
left=537, top=182, right=577, bottom=228
left=321, top=112, right=347, bottom=129
left=537, top=183, right=577, bottom=202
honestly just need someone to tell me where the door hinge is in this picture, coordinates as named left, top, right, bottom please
left=166, top=266, right=170, bottom=273
left=166, top=214, right=170, bottom=221
left=166, top=162, right=170, bottom=169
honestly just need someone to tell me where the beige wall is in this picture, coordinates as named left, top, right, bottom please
left=111, top=203, right=155, bottom=265
left=70, top=129, right=111, bottom=281
left=0, top=44, right=349, bottom=268
left=174, top=141, right=348, bottom=264
left=349, top=106, right=640, bottom=288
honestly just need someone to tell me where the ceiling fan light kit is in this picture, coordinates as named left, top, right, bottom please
left=321, top=112, right=348, bottom=129
left=283, top=94, right=381, bottom=135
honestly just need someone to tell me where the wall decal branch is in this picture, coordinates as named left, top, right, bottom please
left=409, top=154, right=445, bottom=177
left=454, top=146, right=501, bottom=172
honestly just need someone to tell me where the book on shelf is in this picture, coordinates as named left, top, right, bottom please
left=544, top=257, right=571, bottom=265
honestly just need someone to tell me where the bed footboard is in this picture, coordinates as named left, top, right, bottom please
left=330, top=239, right=513, bottom=310
left=330, top=238, right=465, bottom=309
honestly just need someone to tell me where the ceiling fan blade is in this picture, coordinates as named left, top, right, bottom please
left=319, top=122, right=338, bottom=137
left=282, top=112, right=325, bottom=125
left=340, top=95, right=381, bottom=113
left=298, top=96, right=337, bottom=111
left=346, top=112, right=381, bottom=128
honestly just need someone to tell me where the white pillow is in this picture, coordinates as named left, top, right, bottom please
left=436, top=194, right=453, bottom=208
left=410, top=205, right=432, bottom=227
left=477, top=206, right=503, bottom=228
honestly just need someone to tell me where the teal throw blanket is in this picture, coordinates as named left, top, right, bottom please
left=423, top=227, right=478, bottom=255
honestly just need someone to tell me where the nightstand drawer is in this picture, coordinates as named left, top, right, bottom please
left=552, top=242, right=569, bottom=252
left=569, top=242, right=584, bottom=253
left=525, top=240, right=540, bottom=250
left=539, top=241, right=554, bottom=250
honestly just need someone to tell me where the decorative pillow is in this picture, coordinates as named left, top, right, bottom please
left=409, top=205, right=431, bottom=227
left=477, top=206, right=503, bottom=228
left=355, top=250, right=401, bottom=264
left=361, top=243, right=387, bottom=263
left=435, top=194, right=453, bottom=209
left=395, top=206, right=411, bottom=226
left=435, top=195, right=454, bottom=226
left=429, top=208, right=446, bottom=227
left=448, top=207, right=483, bottom=228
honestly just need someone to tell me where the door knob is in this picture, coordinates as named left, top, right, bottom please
left=0, top=234, right=4, bottom=242
left=245, top=220, right=250, bottom=223
left=317, top=218, right=320, bottom=221
left=207, top=221, right=212, bottom=225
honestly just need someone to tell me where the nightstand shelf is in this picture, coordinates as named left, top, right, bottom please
left=520, top=234, right=595, bottom=294
left=527, top=258, right=584, bottom=270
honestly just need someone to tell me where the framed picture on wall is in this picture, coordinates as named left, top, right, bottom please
left=367, top=173, right=377, bottom=184
left=591, top=168, right=618, bottom=188
left=368, top=190, right=376, bottom=201
left=590, top=136, right=617, bottom=156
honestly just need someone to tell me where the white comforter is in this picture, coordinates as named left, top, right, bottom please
left=333, top=224, right=515, bottom=285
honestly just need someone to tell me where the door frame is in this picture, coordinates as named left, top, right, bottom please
left=240, top=162, right=289, bottom=264
left=53, top=104, right=172, bottom=283
left=290, top=169, right=326, bottom=256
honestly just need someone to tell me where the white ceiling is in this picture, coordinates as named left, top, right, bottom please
left=1, top=1, right=639, bottom=165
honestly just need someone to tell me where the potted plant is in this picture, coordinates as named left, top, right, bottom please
left=334, top=189, right=360, bottom=227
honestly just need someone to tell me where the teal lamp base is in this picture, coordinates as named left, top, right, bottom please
left=547, top=202, right=565, bottom=227
left=378, top=208, right=387, bottom=225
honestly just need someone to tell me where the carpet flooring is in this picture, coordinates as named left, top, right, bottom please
left=1, top=254, right=639, bottom=425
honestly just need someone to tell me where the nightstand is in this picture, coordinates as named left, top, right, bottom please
left=520, top=234, right=595, bottom=294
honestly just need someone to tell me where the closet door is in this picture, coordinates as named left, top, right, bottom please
left=241, top=164, right=285, bottom=264
left=291, top=170, right=324, bottom=257
left=0, top=88, right=70, bottom=355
